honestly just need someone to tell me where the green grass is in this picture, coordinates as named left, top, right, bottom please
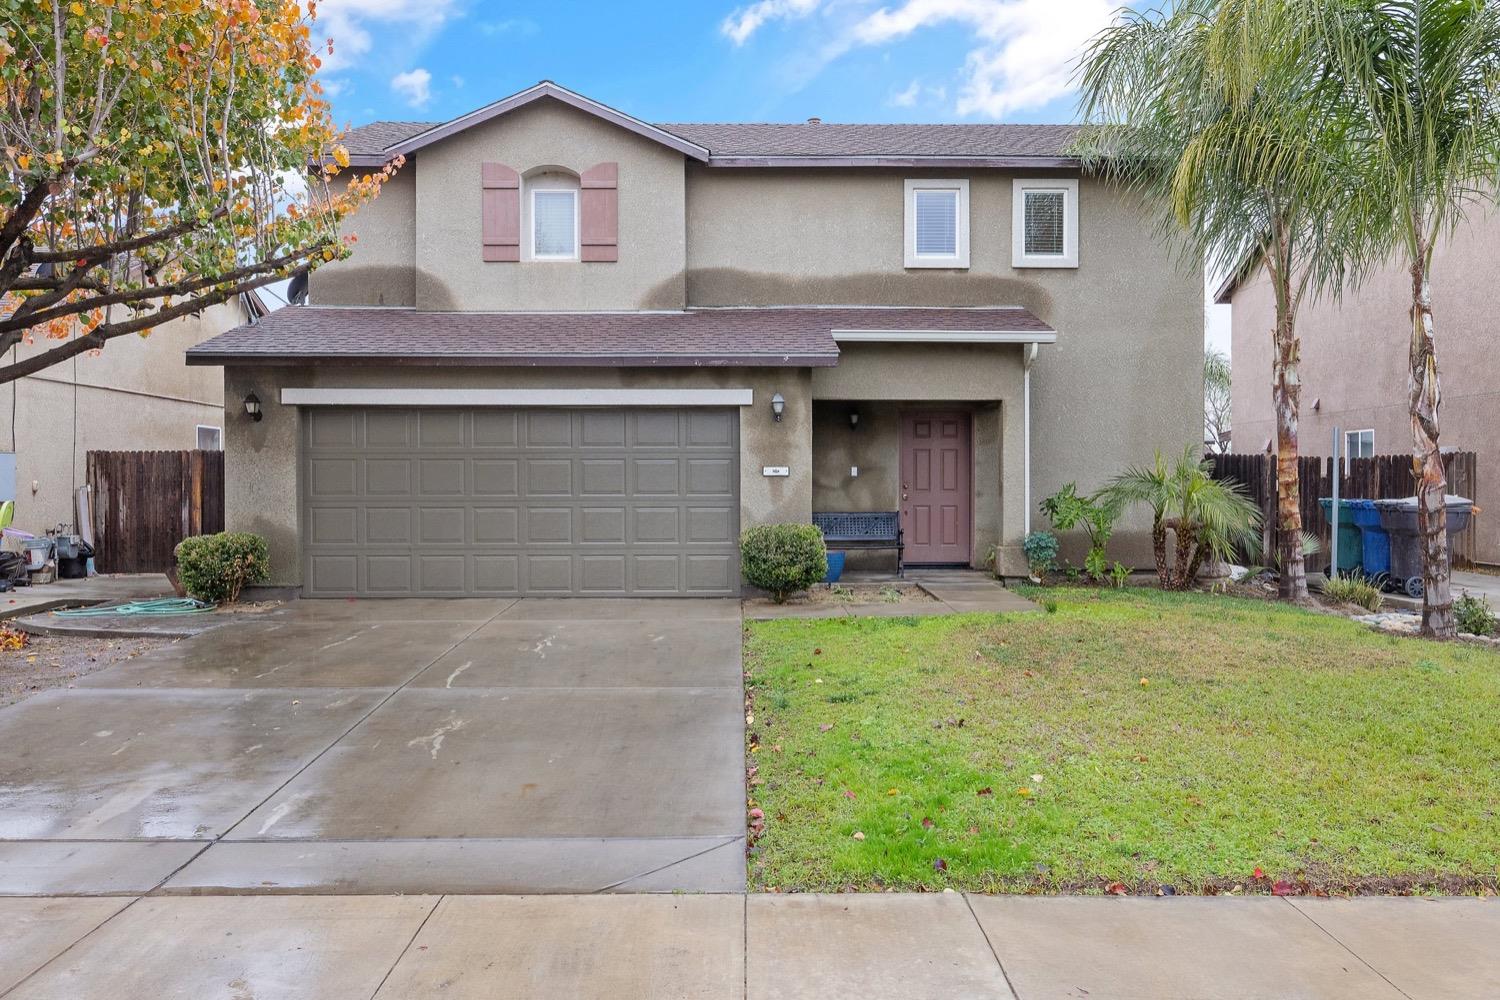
left=744, top=587, right=1500, bottom=894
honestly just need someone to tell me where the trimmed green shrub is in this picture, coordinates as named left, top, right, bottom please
left=741, top=523, right=827, bottom=603
left=175, top=532, right=269, bottom=605
left=1022, top=530, right=1060, bottom=578
left=1455, top=593, right=1498, bottom=637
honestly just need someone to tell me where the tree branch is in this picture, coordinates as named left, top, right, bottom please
left=0, top=183, right=51, bottom=261
left=0, top=242, right=329, bottom=339
left=27, top=207, right=228, bottom=264
left=0, top=267, right=291, bottom=384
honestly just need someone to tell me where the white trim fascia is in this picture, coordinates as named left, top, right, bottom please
left=280, top=388, right=754, bottom=407
left=832, top=330, right=1057, bottom=344
left=1012, top=177, right=1080, bottom=269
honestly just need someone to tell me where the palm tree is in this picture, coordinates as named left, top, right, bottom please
left=1204, top=348, right=1233, bottom=453
left=1301, top=0, right=1500, bottom=637
left=1075, top=0, right=1370, bottom=603
left=1103, top=447, right=1262, bottom=589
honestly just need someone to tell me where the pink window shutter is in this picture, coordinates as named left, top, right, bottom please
left=481, top=162, right=520, bottom=262
left=579, top=162, right=619, bottom=262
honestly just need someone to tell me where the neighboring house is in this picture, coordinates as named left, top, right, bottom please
left=188, top=81, right=1201, bottom=598
left=0, top=295, right=263, bottom=536
left=1219, top=217, right=1497, bottom=566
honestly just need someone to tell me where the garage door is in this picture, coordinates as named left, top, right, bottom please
left=301, top=407, right=740, bottom=597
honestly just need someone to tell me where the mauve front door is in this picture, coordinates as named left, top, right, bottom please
left=900, top=411, right=972, bottom=565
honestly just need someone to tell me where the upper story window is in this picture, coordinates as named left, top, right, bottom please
left=1012, top=178, right=1079, bottom=268
left=904, top=179, right=969, bottom=269
left=525, top=171, right=580, bottom=261
left=1345, top=428, right=1375, bottom=469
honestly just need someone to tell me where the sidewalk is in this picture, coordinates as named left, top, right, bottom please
left=5, top=892, right=1494, bottom=998
left=0, top=573, right=172, bottom=621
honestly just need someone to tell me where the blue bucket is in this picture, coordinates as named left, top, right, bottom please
left=823, top=551, right=846, bottom=583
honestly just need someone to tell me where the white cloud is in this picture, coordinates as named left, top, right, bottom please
left=724, top=0, right=1118, bottom=118
left=721, top=0, right=821, bottom=45
left=889, top=78, right=921, bottom=107
left=390, top=68, right=433, bottom=108
left=479, top=17, right=540, bottom=37
left=314, top=0, right=460, bottom=73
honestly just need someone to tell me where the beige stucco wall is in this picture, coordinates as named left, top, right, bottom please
left=310, top=166, right=418, bottom=307
left=223, top=365, right=812, bottom=588
left=1230, top=216, right=1500, bottom=564
left=690, top=169, right=1201, bottom=566
left=357, top=98, right=685, bottom=312
left=0, top=302, right=235, bottom=535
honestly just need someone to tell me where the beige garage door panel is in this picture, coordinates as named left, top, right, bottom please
left=301, top=407, right=740, bottom=597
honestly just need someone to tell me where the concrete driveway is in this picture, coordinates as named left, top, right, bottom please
left=0, top=598, right=746, bottom=895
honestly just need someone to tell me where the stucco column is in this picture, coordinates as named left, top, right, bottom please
left=224, top=367, right=303, bottom=587
left=996, top=396, right=1029, bottom=576
left=739, top=369, right=813, bottom=528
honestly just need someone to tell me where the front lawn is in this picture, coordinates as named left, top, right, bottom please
left=744, top=587, right=1500, bottom=894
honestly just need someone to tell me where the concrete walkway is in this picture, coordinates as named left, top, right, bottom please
left=747, top=571, right=1037, bottom=620
left=0, top=573, right=172, bottom=621
left=4, top=892, right=1495, bottom=998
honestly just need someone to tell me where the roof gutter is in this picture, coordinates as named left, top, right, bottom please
left=831, top=330, right=1057, bottom=344
left=704, top=155, right=1081, bottom=169
left=185, top=352, right=841, bottom=368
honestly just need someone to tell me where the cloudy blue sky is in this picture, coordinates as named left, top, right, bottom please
left=314, top=0, right=1118, bottom=128
left=309, top=0, right=1227, bottom=349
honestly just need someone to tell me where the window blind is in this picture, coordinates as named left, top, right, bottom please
left=533, top=190, right=576, bottom=258
left=913, top=189, right=958, bottom=256
left=1024, top=190, right=1066, bottom=256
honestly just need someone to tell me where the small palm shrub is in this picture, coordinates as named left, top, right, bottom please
left=741, top=523, right=828, bottom=603
left=175, top=532, right=269, bottom=605
left=1323, top=573, right=1383, bottom=612
left=1455, top=593, right=1498, bottom=637
left=1100, top=447, right=1260, bottom=590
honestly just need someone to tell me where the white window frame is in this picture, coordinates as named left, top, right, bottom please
left=1344, top=428, right=1375, bottom=470
left=529, top=186, right=579, bottom=262
left=904, top=178, right=969, bottom=269
left=1012, top=178, right=1079, bottom=268
left=195, top=424, right=223, bottom=451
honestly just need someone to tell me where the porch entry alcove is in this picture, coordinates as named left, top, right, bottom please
left=810, top=327, right=1056, bottom=577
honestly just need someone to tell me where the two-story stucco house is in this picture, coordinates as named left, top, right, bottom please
left=187, top=82, right=1201, bottom=598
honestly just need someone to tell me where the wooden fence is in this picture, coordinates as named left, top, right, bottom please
left=1209, top=451, right=1479, bottom=567
left=86, top=450, right=225, bottom=574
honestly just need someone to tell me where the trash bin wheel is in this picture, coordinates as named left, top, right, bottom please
left=1372, top=573, right=1393, bottom=593
left=1404, top=576, right=1424, bottom=599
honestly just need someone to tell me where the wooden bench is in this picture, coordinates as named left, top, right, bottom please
left=813, top=511, right=904, bottom=577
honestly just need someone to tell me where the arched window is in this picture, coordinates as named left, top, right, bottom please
left=523, top=168, right=580, bottom=261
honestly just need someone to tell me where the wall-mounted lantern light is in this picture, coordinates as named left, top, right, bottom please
left=771, top=392, right=786, bottom=422
left=849, top=409, right=860, bottom=430
left=244, top=392, right=263, bottom=422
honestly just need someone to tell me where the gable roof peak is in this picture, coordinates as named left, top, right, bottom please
left=376, top=80, right=710, bottom=164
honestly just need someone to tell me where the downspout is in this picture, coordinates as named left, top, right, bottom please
left=1023, top=342, right=1038, bottom=536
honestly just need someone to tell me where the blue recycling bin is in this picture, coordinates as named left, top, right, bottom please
left=1344, top=499, right=1390, bottom=579
left=1318, top=498, right=1364, bottom=576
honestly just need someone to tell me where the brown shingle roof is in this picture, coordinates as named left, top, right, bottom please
left=186, top=307, right=1053, bottom=367
left=658, top=122, right=1080, bottom=159
left=340, top=120, right=436, bottom=157
left=337, top=111, right=1079, bottom=164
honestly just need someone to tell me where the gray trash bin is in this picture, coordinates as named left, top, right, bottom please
left=1371, top=495, right=1473, bottom=598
